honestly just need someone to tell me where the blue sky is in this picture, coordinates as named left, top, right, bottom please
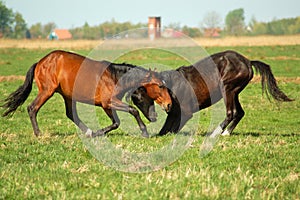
left=5, top=0, right=300, bottom=29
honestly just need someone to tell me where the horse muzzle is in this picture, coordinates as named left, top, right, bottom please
left=148, top=115, right=157, bottom=122
left=163, top=103, right=172, bottom=113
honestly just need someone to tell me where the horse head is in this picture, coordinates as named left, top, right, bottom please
left=130, top=87, right=157, bottom=122
left=140, top=69, right=172, bottom=113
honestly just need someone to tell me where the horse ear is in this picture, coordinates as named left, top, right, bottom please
left=148, top=68, right=157, bottom=78
left=142, top=69, right=153, bottom=85
left=148, top=68, right=152, bottom=76
left=149, top=68, right=157, bottom=72
left=146, top=68, right=154, bottom=79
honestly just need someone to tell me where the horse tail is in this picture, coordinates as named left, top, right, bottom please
left=251, top=60, right=293, bottom=102
left=2, top=63, right=37, bottom=117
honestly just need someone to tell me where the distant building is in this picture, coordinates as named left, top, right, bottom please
left=49, top=29, right=72, bottom=40
left=203, top=28, right=221, bottom=38
left=162, top=28, right=184, bottom=38
left=148, top=17, right=161, bottom=40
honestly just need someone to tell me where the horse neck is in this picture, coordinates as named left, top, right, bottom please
left=111, top=64, right=147, bottom=93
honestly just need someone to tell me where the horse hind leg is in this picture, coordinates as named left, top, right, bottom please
left=221, top=76, right=249, bottom=136
left=27, top=91, right=53, bottom=136
left=64, top=98, right=93, bottom=136
left=210, top=92, right=235, bottom=137
left=222, top=96, right=245, bottom=136
left=212, top=70, right=250, bottom=137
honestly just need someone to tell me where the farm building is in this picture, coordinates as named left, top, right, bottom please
left=203, top=28, right=221, bottom=38
left=49, top=29, right=72, bottom=40
left=162, top=28, right=184, bottom=38
left=148, top=17, right=161, bottom=40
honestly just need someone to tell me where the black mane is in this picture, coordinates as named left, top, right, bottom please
left=107, top=62, right=147, bottom=82
left=106, top=62, right=154, bottom=99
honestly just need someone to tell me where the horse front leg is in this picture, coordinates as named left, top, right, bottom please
left=109, top=100, right=149, bottom=138
left=93, top=109, right=120, bottom=137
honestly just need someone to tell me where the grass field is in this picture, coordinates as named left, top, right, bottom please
left=0, top=38, right=299, bottom=199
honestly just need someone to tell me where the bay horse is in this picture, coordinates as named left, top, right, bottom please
left=1, top=50, right=172, bottom=138
left=130, top=50, right=293, bottom=136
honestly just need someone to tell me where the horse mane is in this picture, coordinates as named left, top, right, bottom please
left=176, top=65, right=192, bottom=73
left=110, top=62, right=140, bottom=70
left=108, top=62, right=148, bottom=80
left=107, top=62, right=152, bottom=99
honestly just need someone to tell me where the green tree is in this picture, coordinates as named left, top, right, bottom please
left=43, top=22, right=56, bottom=38
left=82, top=22, right=99, bottom=39
left=13, top=12, right=27, bottom=38
left=249, top=17, right=268, bottom=35
left=225, top=8, right=245, bottom=35
left=0, top=0, right=14, bottom=37
left=182, top=26, right=202, bottom=37
left=30, top=23, right=43, bottom=38
left=288, top=17, right=300, bottom=34
left=29, top=22, right=56, bottom=39
left=249, top=16, right=300, bottom=35
left=70, top=20, right=147, bottom=40
left=252, top=22, right=268, bottom=35
left=201, top=11, right=222, bottom=29
left=267, top=18, right=299, bottom=35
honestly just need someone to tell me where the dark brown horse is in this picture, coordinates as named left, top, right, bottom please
left=131, top=50, right=293, bottom=136
left=1, top=50, right=172, bottom=138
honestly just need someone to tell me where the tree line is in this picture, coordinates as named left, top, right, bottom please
left=250, top=17, right=300, bottom=35
left=1, top=1, right=299, bottom=39
left=0, top=1, right=27, bottom=38
left=70, top=20, right=147, bottom=39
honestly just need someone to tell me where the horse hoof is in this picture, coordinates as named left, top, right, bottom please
left=221, top=129, right=230, bottom=136
left=34, top=130, right=41, bottom=137
left=85, top=128, right=94, bottom=138
left=142, top=132, right=149, bottom=138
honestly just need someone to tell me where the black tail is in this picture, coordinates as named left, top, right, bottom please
left=251, top=61, right=293, bottom=102
left=1, top=63, right=37, bottom=117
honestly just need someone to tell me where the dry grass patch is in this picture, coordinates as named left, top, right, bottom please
left=0, top=39, right=101, bottom=50
left=250, top=76, right=300, bottom=84
left=1, top=35, right=300, bottom=49
left=0, top=75, right=25, bottom=82
left=196, top=35, right=300, bottom=47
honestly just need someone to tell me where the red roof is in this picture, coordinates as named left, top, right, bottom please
left=52, top=29, right=72, bottom=40
left=204, top=28, right=221, bottom=38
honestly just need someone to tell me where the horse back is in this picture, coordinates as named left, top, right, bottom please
left=178, top=57, right=223, bottom=110
left=34, top=50, right=113, bottom=104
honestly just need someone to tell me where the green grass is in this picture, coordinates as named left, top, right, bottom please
left=0, top=45, right=299, bottom=199
left=1, top=45, right=299, bottom=76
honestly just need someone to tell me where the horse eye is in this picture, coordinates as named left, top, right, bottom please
left=159, top=80, right=166, bottom=88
